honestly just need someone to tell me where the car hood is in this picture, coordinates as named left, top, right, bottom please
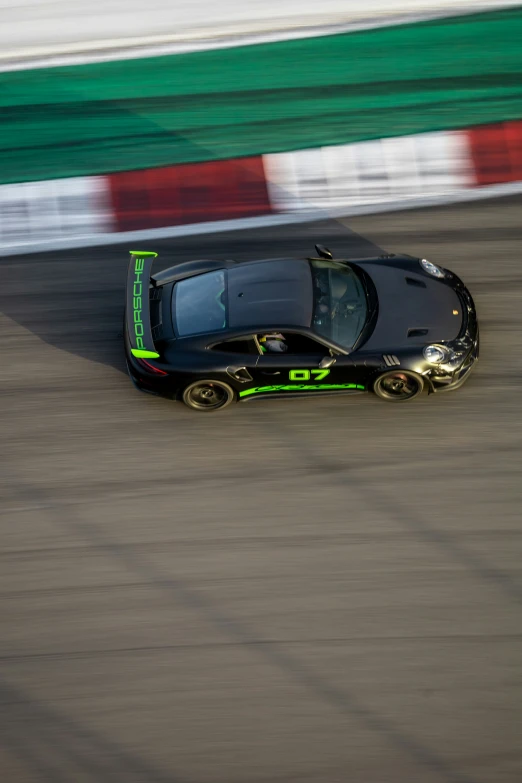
left=359, top=262, right=463, bottom=350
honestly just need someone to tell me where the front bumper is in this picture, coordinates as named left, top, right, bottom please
left=428, top=332, right=479, bottom=394
left=423, top=273, right=479, bottom=394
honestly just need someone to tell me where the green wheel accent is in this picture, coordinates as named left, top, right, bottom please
left=129, top=251, right=158, bottom=257
left=131, top=349, right=161, bottom=359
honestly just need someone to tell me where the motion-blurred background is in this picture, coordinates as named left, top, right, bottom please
left=1, top=2, right=522, bottom=782
left=1, top=0, right=522, bottom=250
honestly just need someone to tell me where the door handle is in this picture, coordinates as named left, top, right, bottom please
left=261, top=371, right=280, bottom=376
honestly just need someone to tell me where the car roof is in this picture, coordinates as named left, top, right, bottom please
left=226, top=258, right=313, bottom=329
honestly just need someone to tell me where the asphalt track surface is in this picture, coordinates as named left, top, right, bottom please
left=1, top=196, right=522, bottom=783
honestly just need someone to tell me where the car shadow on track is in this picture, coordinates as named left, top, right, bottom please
left=0, top=221, right=384, bottom=373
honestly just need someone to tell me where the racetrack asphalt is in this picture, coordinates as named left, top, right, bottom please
left=1, top=196, right=522, bottom=783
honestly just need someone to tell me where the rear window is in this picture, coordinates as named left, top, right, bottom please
left=173, top=270, right=227, bottom=336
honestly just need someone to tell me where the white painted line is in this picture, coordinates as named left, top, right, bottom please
left=0, top=2, right=518, bottom=72
left=1, top=180, right=522, bottom=258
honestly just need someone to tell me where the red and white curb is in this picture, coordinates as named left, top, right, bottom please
left=1, top=120, right=521, bottom=256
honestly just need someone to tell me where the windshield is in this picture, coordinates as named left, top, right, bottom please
left=310, top=260, right=368, bottom=350
left=173, top=270, right=227, bottom=336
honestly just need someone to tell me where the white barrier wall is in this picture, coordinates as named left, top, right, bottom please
left=0, top=0, right=516, bottom=67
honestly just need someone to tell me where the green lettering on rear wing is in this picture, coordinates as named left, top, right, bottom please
left=126, top=251, right=159, bottom=359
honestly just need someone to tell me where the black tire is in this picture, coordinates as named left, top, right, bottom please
left=182, top=379, right=236, bottom=411
left=372, top=370, right=424, bottom=402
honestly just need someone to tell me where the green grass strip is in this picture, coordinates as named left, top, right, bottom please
left=1, top=7, right=521, bottom=183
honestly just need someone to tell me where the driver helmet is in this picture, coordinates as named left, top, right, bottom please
left=259, top=333, right=288, bottom=353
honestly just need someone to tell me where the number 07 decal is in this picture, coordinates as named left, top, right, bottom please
left=289, top=369, right=331, bottom=381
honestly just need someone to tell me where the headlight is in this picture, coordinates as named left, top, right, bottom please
left=420, top=258, right=445, bottom=278
left=423, top=344, right=449, bottom=364
left=442, top=351, right=466, bottom=370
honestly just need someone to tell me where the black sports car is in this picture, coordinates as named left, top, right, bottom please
left=124, top=245, right=478, bottom=411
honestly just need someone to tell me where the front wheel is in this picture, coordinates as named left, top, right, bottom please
left=182, top=379, right=236, bottom=411
left=372, top=370, right=424, bottom=402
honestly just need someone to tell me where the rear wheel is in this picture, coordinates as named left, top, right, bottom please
left=373, top=370, right=424, bottom=402
left=182, top=380, right=236, bottom=411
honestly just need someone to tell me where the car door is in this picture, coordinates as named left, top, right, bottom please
left=206, top=334, right=263, bottom=394
left=244, top=333, right=365, bottom=399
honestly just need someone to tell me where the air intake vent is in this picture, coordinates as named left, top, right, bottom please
left=407, top=328, right=429, bottom=338
left=383, top=354, right=400, bottom=366
left=405, top=277, right=427, bottom=288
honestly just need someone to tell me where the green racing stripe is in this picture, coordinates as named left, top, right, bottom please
left=239, top=383, right=365, bottom=397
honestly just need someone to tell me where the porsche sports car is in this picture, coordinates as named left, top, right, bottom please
left=124, top=245, right=479, bottom=411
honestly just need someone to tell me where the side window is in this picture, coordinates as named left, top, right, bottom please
left=257, top=332, right=328, bottom=355
left=211, top=337, right=260, bottom=355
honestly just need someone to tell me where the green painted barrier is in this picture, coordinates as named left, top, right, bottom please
left=1, top=7, right=521, bottom=184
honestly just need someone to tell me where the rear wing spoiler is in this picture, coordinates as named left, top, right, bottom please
left=126, top=251, right=159, bottom=359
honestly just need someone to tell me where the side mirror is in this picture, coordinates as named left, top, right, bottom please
left=315, top=244, right=333, bottom=260
left=319, top=356, right=336, bottom=369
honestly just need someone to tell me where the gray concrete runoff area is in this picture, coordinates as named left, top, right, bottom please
left=1, top=195, right=522, bottom=782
